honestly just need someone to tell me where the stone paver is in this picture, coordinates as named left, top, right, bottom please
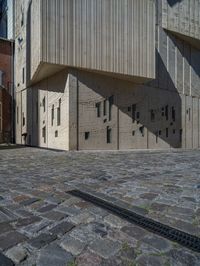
left=0, top=147, right=200, bottom=264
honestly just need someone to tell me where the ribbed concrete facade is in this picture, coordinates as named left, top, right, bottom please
left=15, top=0, right=200, bottom=150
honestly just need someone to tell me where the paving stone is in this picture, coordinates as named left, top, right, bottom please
left=49, top=221, right=75, bottom=236
left=0, top=253, right=14, bottom=266
left=57, top=206, right=80, bottom=216
left=14, top=209, right=33, bottom=218
left=22, top=220, right=52, bottom=236
left=0, top=207, right=18, bottom=220
left=69, top=224, right=99, bottom=243
left=0, top=222, right=13, bottom=235
left=150, top=202, right=170, bottom=212
left=14, top=195, right=30, bottom=203
left=121, top=225, right=147, bottom=240
left=0, top=231, right=27, bottom=251
left=20, top=198, right=40, bottom=206
left=166, top=249, right=200, bottom=266
left=14, top=216, right=42, bottom=227
left=6, top=246, right=28, bottom=264
left=69, top=212, right=95, bottom=225
left=76, top=251, right=102, bottom=266
left=140, top=193, right=158, bottom=200
left=28, top=233, right=57, bottom=249
left=41, top=211, right=67, bottom=221
left=104, top=214, right=127, bottom=228
left=172, top=220, right=200, bottom=235
left=142, top=234, right=171, bottom=252
left=60, top=236, right=86, bottom=255
left=89, top=238, right=121, bottom=259
left=37, top=244, right=74, bottom=266
left=37, top=204, right=57, bottom=213
left=136, top=254, right=166, bottom=266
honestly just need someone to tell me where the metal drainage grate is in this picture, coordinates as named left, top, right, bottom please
left=68, top=189, right=200, bottom=253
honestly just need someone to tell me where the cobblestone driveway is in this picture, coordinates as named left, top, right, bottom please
left=0, top=147, right=200, bottom=265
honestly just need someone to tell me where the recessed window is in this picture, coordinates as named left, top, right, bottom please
left=128, top=106, right=131, bottom=112
left=136, top=112, right=140, bottom=120
left=96, top=102, right=101, bottom=118
left=173, top=129, right=176, bottom=134
left=17, top=106, right=19, bottom=124
left=166, top=128, right=169, bottom=138
left=42, top=126, right=46, bottom=143
left=22, top=68, right=25, bottom=84
left=42, top=97, right=46, bottom=112
left=107, top=126, right=112, bottom=143
left=57, top=99, right=61, bottom=126
left=172, top=107, right=176, bottom=122
left=159, top=130, right=162, bottom=136
left=51, top=105, right=54, bottom=126
left=132, top=130, right=135, bottom=136
left=109, top=96, right=114, bottom=121
left=165, top=105, right=169, bottom=121
left=22, top=112, right=25, bottom=126
left=180, top=129, right=183, bottom=142
left=85, top=132, right=90, bottom=140
left=103, top=100, right=107, bottom=116
left=139, top=126, right=145, bottom=137
left=55, top=130, right=58, bottom=137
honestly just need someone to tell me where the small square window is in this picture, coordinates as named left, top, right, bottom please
left=85, top=132, right=90, bottom=140
left=55, top=130, right=58, bottom=137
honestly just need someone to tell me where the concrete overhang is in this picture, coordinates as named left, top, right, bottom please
left=29, top=62, right=155, bottom=87
left=164, top=28, right=200, bottom=50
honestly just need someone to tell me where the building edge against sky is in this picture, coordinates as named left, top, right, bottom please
left=15, top=0, right=200, bottom=150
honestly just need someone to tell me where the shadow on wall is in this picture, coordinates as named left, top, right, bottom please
left=76, top=35, right=184, bottom=149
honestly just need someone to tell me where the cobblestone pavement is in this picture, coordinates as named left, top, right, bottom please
left=0, top=147, right=200, bottom=265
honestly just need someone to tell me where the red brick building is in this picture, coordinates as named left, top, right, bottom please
left=0, top=38, right=14, bottom=143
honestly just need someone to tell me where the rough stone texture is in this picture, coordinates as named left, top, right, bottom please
left=28, top=233, right=57, bottom=249
left=88, top=239, right=121, bottom=259
left=37, top=244, right=74, bottom=266
left=0, top=232, right=27, bottom=251
left=41, top=211, right=67, bottom=221
left=49, top=221, right=75, bottom=236
left=0, top=148, right=200, bottom=264
left=60, top=236, right=86, bottom=256
left=5, top=246, right=27, bottom=264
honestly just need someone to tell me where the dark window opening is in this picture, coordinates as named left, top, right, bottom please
left=173, top=129, right=176, bottom=134
left=57, top=99, right=61, bottom=126
left=42, top=126, right=46, bottom=143
left=156, top=131, right=158, bottom=143
left=51, top=105, right=54, bottom=126
left=55, top=130, right=58, bottom=138
left=132, top=130, right=135, bottom=136
left=139, top=126, right=145, bottom=137
left=17, top=106, right=19, bottom=124
left=85, top=132, right=90, bottom=140
left=109, top=96, right=114, bottom=121
left=188, top=108, right=191, bottom=121
left=22, top=68, right=25, bottom=84
left=132, top=104, right=136, bottom=123
left=22, top=112, right=25, bottom=126
left=159, top=130, right=162, bottom=136
left=107, top=126, right=112, bottom=143
left=172, top=107, right=176, bottom=122
left=103, top=100, right=107, bottom=116
left=151, top=110, right=155, bottom=122
left=96, top=102, right=101, bottom=118
left=128, top=106, right=131, bottom=112
left=136, top=112, right=140, bottom=120
left=165, top=105, right=169, bottom=121
left=166, top=128, right=169, bottom=138
left=28, top=135, right=31, bottom=145
left=42, top=97, right=46, bottom=112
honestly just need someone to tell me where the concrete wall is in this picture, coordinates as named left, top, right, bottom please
left=29, top=0, right=156, bottom=82
left=162, top=0, right=200, bottom=41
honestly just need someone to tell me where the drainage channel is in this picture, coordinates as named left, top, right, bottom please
left=68, top=189, right=200, bottom=253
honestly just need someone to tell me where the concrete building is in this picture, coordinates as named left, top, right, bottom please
left=0, top=37, right=14, bottom=143
left=15, top=0, right=200, bottom=150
